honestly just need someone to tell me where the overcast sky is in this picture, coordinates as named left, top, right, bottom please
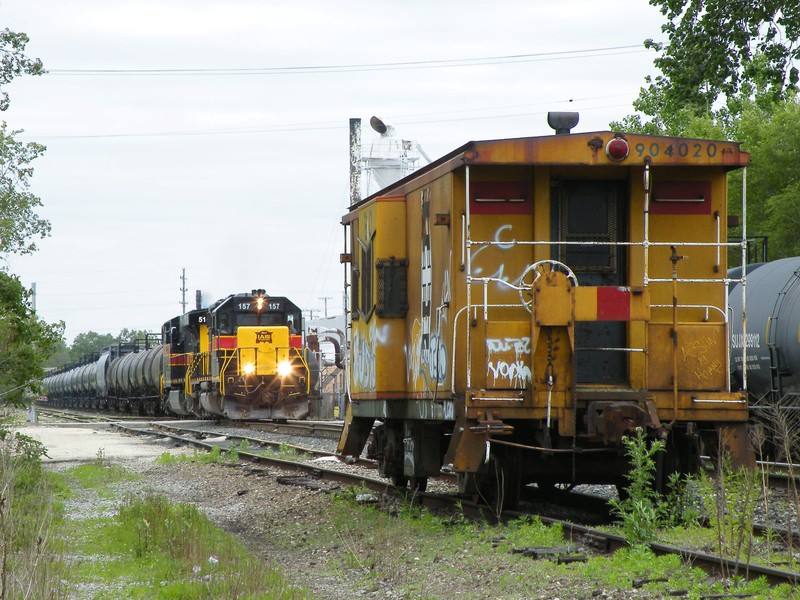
left=2, top=0, right=667, bottom=343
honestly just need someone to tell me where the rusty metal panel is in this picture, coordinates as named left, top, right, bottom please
left=533, top=275, right=573, bottom=325
left=349, top=199, right=408, bottom=395
left=467, top=134, right=749, bottom=169
left=648, top=323, right=727, bottom=390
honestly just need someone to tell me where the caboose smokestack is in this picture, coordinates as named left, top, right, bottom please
left=547, top=112, right=579, bottom=135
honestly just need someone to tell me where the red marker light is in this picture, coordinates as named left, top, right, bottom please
left=605, top=138, right=629, bottom=161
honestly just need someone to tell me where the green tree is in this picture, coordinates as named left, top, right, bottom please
left=736, top=96, right=800, bottom=258
left=0, top=29, right=44, bottom=111
left=0, top=272, right=63, bottom=403
left=0, top=28, right=58, bottom=405
left=63, top=329, right=158, bottom=364
left=612, top=4, right=800, bottom=258
left=116, top=328, right=155, bottom=344
left=67, top=332, right=117, bottom=363
left=1, top=122, right=49, bottom=255
left=1, top=28, right=48, bottom=255
left=643, top=1, right=800, bottom=119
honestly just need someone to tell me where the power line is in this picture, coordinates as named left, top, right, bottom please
left=24, top=94, right=638, bottom=141
left=47, top=45, right=645, bottom=76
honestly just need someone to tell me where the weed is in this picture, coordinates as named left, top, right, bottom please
left=0, top=428, right=67, bottom=597
left=696, top=448, right=759, bottom=574
left=64, top=488, right=311, bottom=598
left=609, top=427, right=664, bottom=546
left=68, top=461, right=136, bottom=489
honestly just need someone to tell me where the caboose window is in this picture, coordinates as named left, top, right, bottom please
left=360, top=241, right=373, bottom=318
left=376, top=257, right=408, bottom=318
left=557, top=182, right=618, bottom=273
left=356, top=226, right=375, bottom=320
left=469, top=181, right=532, bottom=215
left=350, top=221, right=360, bottom=321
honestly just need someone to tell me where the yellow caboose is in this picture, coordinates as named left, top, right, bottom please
left=338, top=113, right=752, bottom=507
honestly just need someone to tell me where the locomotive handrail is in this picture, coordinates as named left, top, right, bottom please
left=650, top=303, right=726, bottom=322
left=648, top=278, right=735, bottom=284
left=218, top=346, right=313, bottom=396
left=574, top=346, right=645, bottom=353
left=219, top=350, right=237, bottom=396
left=468, top=239, right=741, bottom=248
left=452, top=300, right=536, bottom=393
left=451, top=305, right=469, bottom=395
left=184, top=352, right=208, bottom=397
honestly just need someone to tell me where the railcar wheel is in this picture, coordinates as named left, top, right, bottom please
left=391, top=473, right=408, bottom=489
left=410, top=477, right=427, bottom=493
left=458, top=452, right=521, bottom=512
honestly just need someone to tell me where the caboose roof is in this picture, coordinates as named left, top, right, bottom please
left=348, top=130, right=749, bottom=212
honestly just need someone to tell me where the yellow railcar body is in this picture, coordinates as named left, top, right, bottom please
left=339, top=124, right=753, bottom=499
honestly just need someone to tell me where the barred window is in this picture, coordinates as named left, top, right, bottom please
left=376, top=258, right=408, bottom=318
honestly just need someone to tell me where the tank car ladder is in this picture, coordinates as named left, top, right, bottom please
left=766, top=268, right=800, bottom=401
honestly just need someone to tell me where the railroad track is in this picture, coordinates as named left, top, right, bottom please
left=33, top=407, right=161, bottom=423
left=36, top=407, right=800, bottom=556
left=110, top=420, right=799, bottom=587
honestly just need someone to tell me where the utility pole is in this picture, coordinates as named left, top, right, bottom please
left=31, top=282, right=37, bottom=312
left=180, top=268, right=188, bottom=313
left=319, top=296, right=332, bottom=318
left=349, top=118, right=362, bottom=206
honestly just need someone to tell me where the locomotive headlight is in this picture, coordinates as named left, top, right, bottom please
left=242, top=362, right=256, bottom=376
left=255, top=297, right=265, bottom=311
left=277, top=360, right=293, bottom=378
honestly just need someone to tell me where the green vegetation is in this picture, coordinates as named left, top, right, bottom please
left=156, top=444, right=246, bottom=466
left=611, top=1, right=800, bottom=261
left=609, top=428, right=666, bottom=546
left=27, top=455, right=309, bottom=598
left=326, top=484, right=795, bottom=599
left=0, top=429, right=68, bottom=597
left=156, top=440, right=310, bottom=468
left=0, top=29, right=64, bottom=405
left=61, top=490, right=309, bottom=599
left=2, top=413, right=797, bottom=599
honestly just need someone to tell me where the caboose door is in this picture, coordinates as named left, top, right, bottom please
left=552, top=180, right=628, bottom=384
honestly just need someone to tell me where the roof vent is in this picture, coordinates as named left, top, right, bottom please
left=547, top=112, right=579, bottom=135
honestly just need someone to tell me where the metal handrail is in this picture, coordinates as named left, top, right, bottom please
left=462, top=162, right=748, bottom=394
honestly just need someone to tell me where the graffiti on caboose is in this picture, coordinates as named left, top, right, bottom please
left=408, top=188, right=450, bottom=393
left=486, top=336, right=532, bottom=388
left=352, top=320, right=391, bottom=392
left=470, top=224, right=524, bottom=284
left=407, top=272, right=451, bottom=391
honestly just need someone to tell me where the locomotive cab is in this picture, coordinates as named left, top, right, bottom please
left=188, top=291, right=319, bottom=420
left=162, top=308, right=208, bottom=416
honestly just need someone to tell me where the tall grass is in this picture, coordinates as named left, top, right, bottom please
left=106, top=493, right=310, bottom=598
left=0, top=429, right=67, bottom=599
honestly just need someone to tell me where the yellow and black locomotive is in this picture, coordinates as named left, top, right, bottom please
left=337, top=112, right=754, bottom=507
left=164, top=290, right=318, bottom=420
left=46, top=290, right=320, bottom=421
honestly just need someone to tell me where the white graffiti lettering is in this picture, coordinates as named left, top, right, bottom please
left=352, top=332, right=376, bottom=391
left=486, top=337, right=531, bottom=356
left=486, top=336, right=532, bottom=388
left=487, top=360, right=532, bottom=389
left=352, top=321, right=391, bottom=392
